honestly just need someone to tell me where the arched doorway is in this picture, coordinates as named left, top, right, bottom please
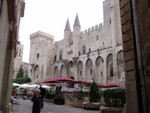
left=85, top=59, right=93, bottom=82
left=34, top=65, right=40, bottom=80
left=60, top=65, right=66, bottom=77
left=77, top=61, right=83, bottom=80
left=54, top=66, right=59, bottom=78
left=117, top=50, right=124, bottom=81
left=67, top=61, right=74, bottom=78
left=95, top=56, right=104, bottom=83
left=107, top=54, right=113, bottom=83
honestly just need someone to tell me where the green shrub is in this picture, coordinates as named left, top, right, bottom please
left=104, top=88, right=126, bottom=107
left=13, top=77, right=31, bottom=84
left=77, top=92, right=85, bottom=100
left=89, top=82, right=100, bottom=102
left=54, top=94, right=64, bottom=100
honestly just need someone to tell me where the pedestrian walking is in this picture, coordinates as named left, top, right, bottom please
left=39, top=85, right=46, bottom=108
left=31, top=89, right=43, bottom=113
left=39, top=85, right=46, bottom=98
left=14, top=86, right=20, bottom=99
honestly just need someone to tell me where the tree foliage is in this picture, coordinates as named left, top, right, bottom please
left=13, top=77, right=31, bottom=84
left=89, top=82, right=100, bottom=102
left=16, top=67, right=24, bottom=78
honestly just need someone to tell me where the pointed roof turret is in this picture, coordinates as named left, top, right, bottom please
left=64, top=18, right=71, bottom=31
left=73, top=13, right=80, bottom=27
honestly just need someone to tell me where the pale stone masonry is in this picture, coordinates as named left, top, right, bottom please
left=13, top=41, right=24, bottom=79
left=29, top=31, right=55, bottom=83
left=29, top=0, right=125, bottom=85
left=22, top=62, right=29, bottom=77
left=0, top=0, right=25, bottom=112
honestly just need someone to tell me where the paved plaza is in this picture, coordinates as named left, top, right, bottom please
left=10, top=99, right=100, bottom=113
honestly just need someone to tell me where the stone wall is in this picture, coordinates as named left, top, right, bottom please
left=119, top=0, right=150, bottom=112
left=0, top=0, right=25, bottom=112
left=119, top=0, right=140, bottom=113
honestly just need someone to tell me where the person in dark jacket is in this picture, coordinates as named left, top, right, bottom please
left=31, top=89, right=43, bottom=113
left=39, top=85, right=46, bottom=108
left=39, top=85, right=46, bottom=99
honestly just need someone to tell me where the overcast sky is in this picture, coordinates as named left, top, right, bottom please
left=19, top=0, right=105, bottom=63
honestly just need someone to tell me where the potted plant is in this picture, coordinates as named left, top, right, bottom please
left=89, top=82, right=100, bottom=102
left=45, top=89, right=55, bottom=99
left=54, top=93, right=65, bottom=105
left=73, top=84, right=85, bottom=107
left=82, top=82, right=101, bottom=110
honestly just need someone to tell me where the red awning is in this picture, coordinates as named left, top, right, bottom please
left=105, top=83, right=124, bottom=88
left=43, top=76, right=74, bottom=83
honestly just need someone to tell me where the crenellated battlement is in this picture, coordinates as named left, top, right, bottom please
left=30, top=31, right=54, bottom=40
left=81, top=23, right=103, bottom=35
left=55, top=39, right=64, bottom=44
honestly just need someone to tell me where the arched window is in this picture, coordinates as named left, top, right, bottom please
left=59, top=51, right=62, bottom=60
left=95, top=56, right=104, bottom=83
left=54, top=66, right=59, bottom=78
left=107, top=54, right=113, bottom=82
left=37, top=53, right=40, bottom=60
left=67, top=61, right=74, bottom=77
left=54, top=55, right=57, bottom=62
left=77, top=61, right=83, bottom=80
left=96, top=35, right=99, bottom=40
left=60, top=65, right=66, bottom=77
left=89, top=48, right=91, bottom=53
left=117, top=51, right=124, bottom=66
left=34, top=65, right=39, bottom=79
left=85, top=59, right=93, bottom=81
left=117, top=50, right=124, bottom=79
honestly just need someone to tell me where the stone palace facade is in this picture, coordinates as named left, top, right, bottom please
left=29, top=0, right=124, bottom=85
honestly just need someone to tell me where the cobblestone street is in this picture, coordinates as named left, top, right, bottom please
left=11, top=99, right=100, bottom=113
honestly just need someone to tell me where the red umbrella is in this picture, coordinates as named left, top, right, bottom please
left=105, top=83, right=124, bottom=88
left=73, top=80, right=92, bottom=86
left=43, top=78, right=57, bottom=83
left=43, top=76, right=74, bottom=83
left=56, top=76, right=74, bottom=82
left=97, top=83, right=107, bottom=88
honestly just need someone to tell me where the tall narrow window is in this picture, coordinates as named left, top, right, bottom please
left=82, top=46, right=86, bottom=54
left=90, top=69, right=92, bottom=75
left=37, top=53, right=40, bottom=60
left=54, top=55, right=57, bottom=62
left=97, top=35, right=99, bottom=40
left=59, top=51, right=62, bottom=60
left=89, top=48, right=91, bottom=53
left=80, top=71, right=82, bottom=76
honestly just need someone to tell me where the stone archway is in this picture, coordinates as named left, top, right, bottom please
left=107, top=54, right=113, bottom=83
left=67, top=61, right=74, bottom=78
left=60, top=65, right=66, bottom=77
left=54, top=66, right=59, bottom=78
left=95, top=56, right=104, bottom=83
left=34, top=65, right=40, bottom=80
left=85, top=59, right=93, bottom=82
left=117, top=50, right=124, bottom=80
left=77, top=61, right=83, bottom=80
